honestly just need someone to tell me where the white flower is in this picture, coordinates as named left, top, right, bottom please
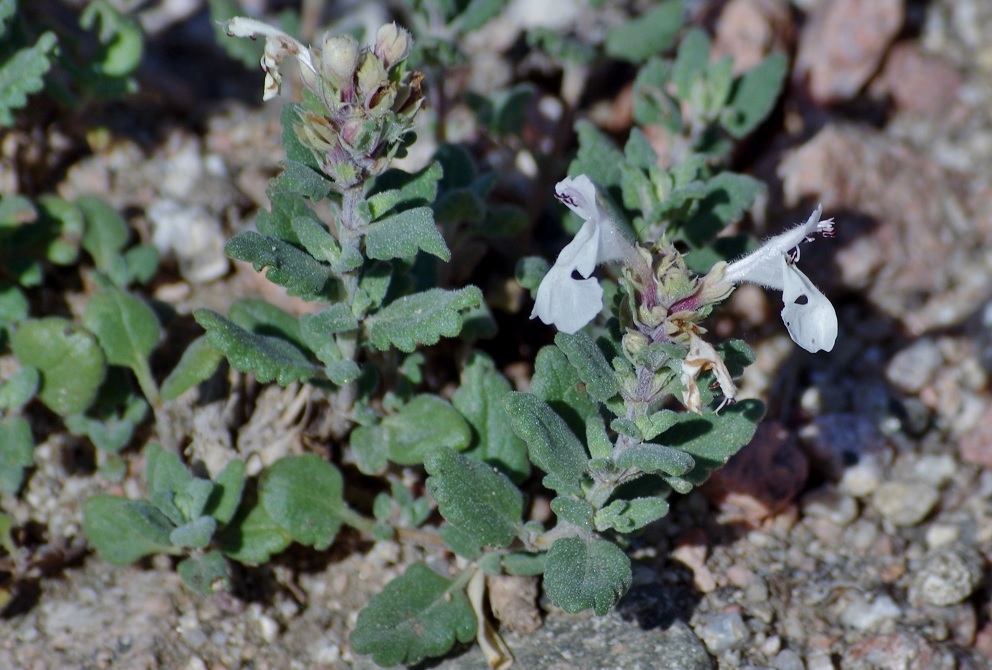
left=226, top=17, right=317, bottom=101
left=722, top=206, right=838, bottom=353
left=531, top=175, right=632, bottom=334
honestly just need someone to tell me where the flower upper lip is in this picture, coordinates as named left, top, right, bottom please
left=530, top=175, right=633, bottom=334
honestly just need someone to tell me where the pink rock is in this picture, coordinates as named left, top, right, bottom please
left=795, top=0, right=905, bottom=103
left=713, top=0, right=795, bottom=74
left=957, top=400, right=992, bottom=468
left=876, top=42, right=964, bottom=117
left=843, top=632, right=955, bottom=670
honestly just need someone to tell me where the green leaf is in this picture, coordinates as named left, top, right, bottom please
left=350, top=424, right=391, bottom=475
left=259, top=455, right=346, bottom=550
left=0, top=365, right=38, bottom=411
left=218, top=484, right=293, bottom=564
left=569, top=120, right=624, bottom=191
left=290, top=212, right=340, bottom=263
left=366, top=287, right=482, bottom=352
left=594, top=497, right=669, bottom=533
left=122, top=244, right=159, bottom=284
left=177, top=550, right=230, bottom=595
left=228, top=298, right=305, bottom=346
left=451, top=353, right=530, bottom=482
left=83, top=288, right=160, bottom=401
left=279, top=160, right=332, bottom=200
left=79, top=0, right=144, bottom=78
left=672, top=28, right=710, bottom=102
left=543, top=536, right=631, bottom=615
left=363, top=206, right=450, bottom=261
left=367, top=161, right=443, bottom=218
left=350, top=563, right=477, bottom=667
left=161, top=336, right=225, bottom=401
left=502, top=551, right=546, bottom=576
left=554, top=332, right=620, bottom=403
left=381, top=394, right=472, bottom=467
left=78, top=195, right=129, bottom=277
left=515, top=256, right=549, bottom=294
left=64, top=394, right=147, bottom=452
left=721, top=52, right=788, bottom=139
left=529, top=345, right=598, bottom=438
left=0, top=282, right=28, bottom=323
left=169, top=515, right=217, bottom=548
left=145, top=443, right=192, bottom=496
left=425, top=447, right=523, bottom=549
left=604, top=0, right=683, bottom=62
left=204, top=459, right=245, bottom=525
left=82, top=496, right=175, bottom=565
left=632, top=57, right=680, bottom=130
left=37, top=194, right=84, bottom=266
left=195, top=309, right=321, bottom=385
left=657, top=399, right=764, bottom=483
left=10, top=317, right=106, bottom=416
left=635, top=409, right=681, bottom=440
left=0, top=416, right=33, bottom=496
left=454, top=0, right=506, bottom=32
left=503, top=392, right=588, bottom=496
left=0, top=31, right=57, bottom=127
left=682, top=172, right=764, bottom=247
left=255, top=190, right=308, bottom=244
left=437, top=523, right=482, bottom=560
left=176, top=478, right=214, bottom=520
left=550, top=496, right=594, bottom=532
left=614, top=442, right=696, bottom=476
left=226, top=231, right=339, bottom=301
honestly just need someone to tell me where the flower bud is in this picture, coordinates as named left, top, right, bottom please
left=374, top=23, right=412, bottom=69
left=321, top=34, right=360, bottom=91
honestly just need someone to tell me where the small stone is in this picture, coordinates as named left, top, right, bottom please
left=886, top=339, right=943, bottom=393
left=844, top=632, right=955, bottom=669
left=926, top=524, right=961, bottom=550
left=843, top=519, right=878, bottom=551
left=839, top=452, right=887, bottom=498
left=806, top=650, right=836, bottom=670
left=185, top=657, right=207, bottom=670
left=696, top=612, right=750, bottom=654
left=911, top=454, right=957, bottom=488
left=655, top=619, right=714, bottom=670
left=840, top=593, right=902, bottom=631
left=911, top=546, right=984, bottom=606
left=257, top=614, right=278, bottom=644
left=802, top=486, right=859, bottom=526
left=872, top=480, right=939, bottom=526
left=957, top=400, right=992, bottom=468
left=772, top=649, right=805, bottom=670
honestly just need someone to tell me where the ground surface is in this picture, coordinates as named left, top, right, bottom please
left=2, top=0, right=992, bottom=668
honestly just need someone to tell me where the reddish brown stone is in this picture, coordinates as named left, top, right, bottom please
left=957, top=400, right=992, bottom=468
left=877, top=42, right=964, bottom=117
left=701, top=421, right=808, bottom=525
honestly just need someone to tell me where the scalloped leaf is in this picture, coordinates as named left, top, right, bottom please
left=258, top=454, right=346, bottom=550
left=503, top=392, right=588, bottom=496
left=604, top=0, right=682, bottom=63
left=614, top=442, right=695, bottom=477
left=351, top=563, right=477, bottom=667
left=363, top=206, right=450, bottom=261
left=10, top=317, right=106, bottom=416
left=177, top=550, right=230, bottom=595
left=451, top=352, right=530, bottom=482
left=82, top=496, right=175, bottom=566
left=554, top=331, right=619, bottom=403
left=0, top=416, right=33, bottom=496
left=722, top=52, right=788, bottom=139
left=0, top=31, right=57, bottom=127
left=544, top=536, right=631, bottom=615
left=226, top=231, right=340, bottom=301
left=194, top=309, right=321, bottom=385
left=425, top=447, right=523, bottom=549
left=161, top=335, right=225, bottom=401
left=366, top=287, right=482, bottom=352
